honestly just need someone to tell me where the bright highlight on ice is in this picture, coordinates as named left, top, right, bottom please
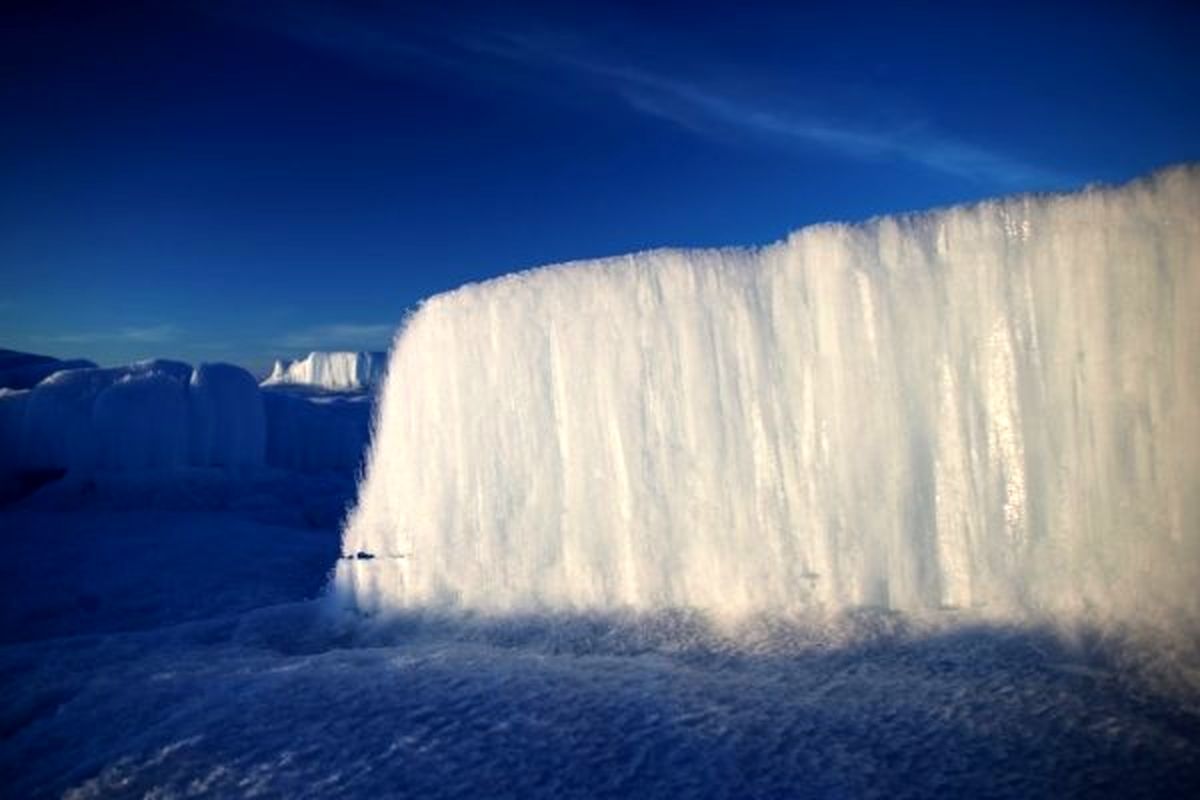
left=263, top=351, right=387, bottom=391
left=339, top=167, right=1199, bottom=627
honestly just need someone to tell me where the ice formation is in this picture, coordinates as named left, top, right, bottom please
left=339, top=166, right=1199, bottom=627
left=3, top=360, right=265, bottom=476
left=188, top=363, right=266, bottom=468
left=0, top=389, right=30, bottom=475
left=262, top=351, right=387, bottom=391
left=94, top=369, right=191, bottom=471
left=0, top=349, right=95, bottom=390
left=0, top=351, right=376, bottom=484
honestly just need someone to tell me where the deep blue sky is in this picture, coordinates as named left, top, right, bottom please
left=3, top=0, right=1197, bottom=373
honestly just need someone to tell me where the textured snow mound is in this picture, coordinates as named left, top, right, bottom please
left=189, top=363, right=266, bottom=468
left=3, top=360, right=265, bottom=476
left=0, top=389, right=31, bottom=475
left=263, top=351, right=386, bottom=391
left=94, top=370, right=190, bottom=471
left=1, top=355, right=370, bottom=482
left=340, top=166, right=1200, bottom=628
left=0, top=349, right=96, bottom=390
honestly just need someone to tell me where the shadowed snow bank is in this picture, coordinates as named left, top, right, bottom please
left=3, top=595, right=1198, bottom=799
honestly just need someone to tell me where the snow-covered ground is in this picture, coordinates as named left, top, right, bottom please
left=2, top=495, right=1198, bottom=798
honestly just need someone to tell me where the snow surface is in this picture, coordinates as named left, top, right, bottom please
left=4, top=360, right=266, bottom=476
left=341, top=166, right=1200, bottom=630
left=188, top=363, right=266, bottom=469
left=263, top=351, right=387, bottom=391
left=2, top=495, right=1198, bottom=798
left=93, top=370, right=190, bottom=471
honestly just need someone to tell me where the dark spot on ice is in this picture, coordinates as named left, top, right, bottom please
left=340, top=551, right=411, bottom=561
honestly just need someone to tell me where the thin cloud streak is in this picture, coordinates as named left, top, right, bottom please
left=212, top=3, right=1062, bottom=186
left=49, top=324, right=181, bottom=345
left=465, top=32, right=1063, bottom=186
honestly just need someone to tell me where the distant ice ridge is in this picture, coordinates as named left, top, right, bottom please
left=1, top=352, right=375, bottom=488
left=263, top=351, right=386, bottom=391
left=0, top=349, right=95, bottom=390
left=339, top=166, right=1200, bottom=629
left=1, top=360, right=265, bottom=476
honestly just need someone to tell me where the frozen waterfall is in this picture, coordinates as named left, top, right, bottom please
left=338, top=166, right=1199, bottom=628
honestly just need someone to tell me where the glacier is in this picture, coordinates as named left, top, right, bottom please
left=262, top=350, right=387, bottom=391
left=339, top=166, right=1200, bottom=629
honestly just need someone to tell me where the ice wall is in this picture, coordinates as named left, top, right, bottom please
left=1, top=355, right=374, bottom=480
left=6, top=361, right=265, bottom=476
left=263, top=351, right=386, bottom=391
left=339, top=167, right=1200, bottom=628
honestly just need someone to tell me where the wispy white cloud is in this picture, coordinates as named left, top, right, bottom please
left=463, top=32, right=1063, bottom=186
left=275, top=322, right=395, bottom=349
left=49, top=324, right=181, bottom=345
left=206, top=3, right=1062, bottom=186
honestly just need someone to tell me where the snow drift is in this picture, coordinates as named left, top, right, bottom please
left=4, top=360, right=265, bottom=476
left=339, top=166, right=1200, bottom=628
left=262, top=351, right=386, bottom=391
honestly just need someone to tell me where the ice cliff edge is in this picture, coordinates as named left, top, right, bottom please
left=338, top=165, right=1199, bottom=628
left=262, top=351, right=386, bottom=391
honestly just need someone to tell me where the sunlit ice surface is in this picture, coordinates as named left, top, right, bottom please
left=340, top=166, right=1199, bottom=633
